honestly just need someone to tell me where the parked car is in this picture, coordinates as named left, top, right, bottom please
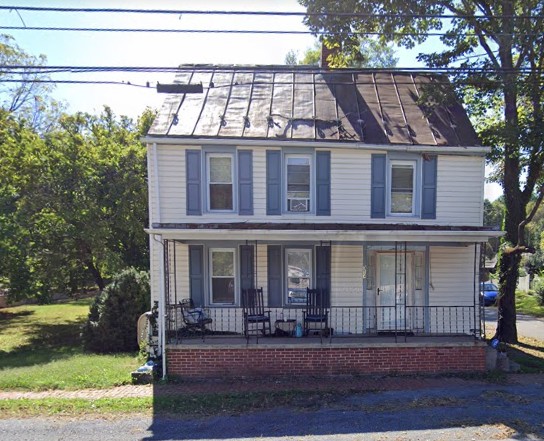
left=480, top=282, right=499, bottom=306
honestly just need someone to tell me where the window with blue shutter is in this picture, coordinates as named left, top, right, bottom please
left=188, top=245, right=204, bottom=306
left=421, top=155, right=437, bottom=219
left=266, top=150, right=282, bottom=215
left=238, top=151, right=253, bottom=215
left=186, top=150, right=202, bottom=215
left=316, top=151, right=331, bottom=216
left=371, top=154, right=386, bottom=218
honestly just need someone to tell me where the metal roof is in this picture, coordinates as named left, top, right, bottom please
left=148, top=65, right=480, bottom=147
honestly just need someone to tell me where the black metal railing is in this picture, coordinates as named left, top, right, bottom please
left=165, top=304, right=479, bottom=344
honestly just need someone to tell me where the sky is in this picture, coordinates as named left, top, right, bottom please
left=1, top=0, right=502, bottom=200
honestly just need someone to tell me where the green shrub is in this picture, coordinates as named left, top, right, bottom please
left=82, top=268, right=150, bottom=353
left=532, top=276, right=544, bottom=306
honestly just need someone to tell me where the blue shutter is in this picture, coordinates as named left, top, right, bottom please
left=266, top=150, right=282, bottom=215
left=316, top=151, right=331, bottom=216
left=186, top=150, right=202, bottom=215
left=239, top=245, right=255, bottom=291
left=188, top=245, right=204, bottom=307
left=421, top=155, right=437, bottom=219
left=316, top=246, right=331, bottom=307
left=371, top=154, right=386, bottom=218
left=267, top=245, right=282, bottom=307
left=238, top=150, right=253, bottom=215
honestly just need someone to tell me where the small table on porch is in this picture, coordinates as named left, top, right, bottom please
left=274, top=319, right=296, bottom=337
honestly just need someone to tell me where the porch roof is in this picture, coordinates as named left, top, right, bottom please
left=146, top=222, right=502, bottom=243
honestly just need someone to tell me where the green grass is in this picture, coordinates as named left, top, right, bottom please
left=516, top=291, right=544, bottom=317
left=508, top=336, right=544, bottom=373
left=0, top=299, right=140, bottom=391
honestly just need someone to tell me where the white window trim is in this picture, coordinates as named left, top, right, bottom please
left=388, top=159, right=417, bottom=217
left=206, top=152, right=235, bottom=213
left=284, top=153, right=313, bottom=214
left=285, top=247, right=313, bottom=305
left=209, top=247, right=237, bottom=305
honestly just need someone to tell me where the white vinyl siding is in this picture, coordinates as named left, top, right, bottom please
left=149, top=145, right=484, bottom=226
left=429, top=245, right=478, bottom=306
left=331, top=245, right=363, bottom=306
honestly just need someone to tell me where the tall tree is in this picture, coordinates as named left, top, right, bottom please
left=0, top=34, right=63, bottom=133
left=300, top=0, right=544, bottom=342
left=0, top=107, right=154, bottom=301
left=285, top=37, right=398, bottom=67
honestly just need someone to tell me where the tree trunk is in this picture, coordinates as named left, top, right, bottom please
left=495, top=251, right=520, bottom=343
left=85, top=258, right=105, bottom=291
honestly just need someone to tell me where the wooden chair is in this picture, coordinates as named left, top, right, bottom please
left=179, top=298, right=213, bottom=341
left=242, top=287, right=271, bottom=342
left=303, top=288, right=329, bottom=342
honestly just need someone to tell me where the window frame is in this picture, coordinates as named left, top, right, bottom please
left=387, top=157, right=420, bottom=217
left=285, top=247, right=313, bottom=305
left=208, top=247, right=237, bottom=306
left=206, top=152, right=235, bottom=213
left=284, top=152, right=314, bottom=214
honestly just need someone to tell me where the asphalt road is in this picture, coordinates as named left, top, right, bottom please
left=483, top=307, right=544, bottom=341
left=1, top=378, right=543, bottom=441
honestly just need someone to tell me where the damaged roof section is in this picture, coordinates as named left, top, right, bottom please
left=148, top=65, right=479, bottom=147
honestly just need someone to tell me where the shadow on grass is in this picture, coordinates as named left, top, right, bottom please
left=0, top=320, right=86, bottom=369
left=0, top=310, right=33, bottom=324
left=508, top=341, right=544, bottom=373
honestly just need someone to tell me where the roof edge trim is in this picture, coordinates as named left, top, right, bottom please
left=141, top=136, right=490, bottom=156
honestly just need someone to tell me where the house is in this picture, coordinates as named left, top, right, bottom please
left=143, top=64, right=502, bottom=379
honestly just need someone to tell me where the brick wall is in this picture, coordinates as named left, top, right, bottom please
left=166, top=344, right=486, bottom=378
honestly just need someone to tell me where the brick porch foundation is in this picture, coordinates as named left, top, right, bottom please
left=166, top=342, right=486, bottom=378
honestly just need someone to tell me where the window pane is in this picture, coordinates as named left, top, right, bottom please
left=211, top=278, right=235, bottom=303
left=210, top=156, right=232, bottom=183
left=212, top=251, right=234, bottom=276
left=391, top=164, right=413, bottom=213
left=210, top=184, right=233, bottom=210
left=287, top=249, right=311, bottom=304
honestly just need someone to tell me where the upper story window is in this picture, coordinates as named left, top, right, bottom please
left=390, top=160, right=416, bottom=215
left=207, top=153, right=233, bottom=211
left=286, top=154, right=311, bottom=213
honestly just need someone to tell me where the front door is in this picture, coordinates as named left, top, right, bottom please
left=377, top=253, right=412, bottom=331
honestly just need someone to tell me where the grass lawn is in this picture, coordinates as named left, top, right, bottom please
left=516, top=291, right=544, bottom=318
left=508, top=336, right=544, bottom=373
left=0, top=298, right=140, bottom=391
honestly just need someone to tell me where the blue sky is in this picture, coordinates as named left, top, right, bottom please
left=1, top=0, right=501, bottom=199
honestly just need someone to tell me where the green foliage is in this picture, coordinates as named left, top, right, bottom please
left=288, top=38, right=398, bottom=67
left=0, top=107, right=154, bottom=301
left=532, top=277, right=544, bottom=307
left=0, top=34, right=64, bottom=133
left=82, top=268, right=150, bottom=353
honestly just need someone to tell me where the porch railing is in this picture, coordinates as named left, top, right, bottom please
left=166, top=304, right=480, bottom=344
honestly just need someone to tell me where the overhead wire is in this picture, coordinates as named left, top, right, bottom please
left=1, top=25, right=542, bottom=37
left=0, top=5, right=542, bottom=20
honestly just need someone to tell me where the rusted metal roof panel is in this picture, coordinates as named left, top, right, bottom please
left=147, top=65, right=480, bottom=147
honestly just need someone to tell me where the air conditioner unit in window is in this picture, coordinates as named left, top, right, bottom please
left=288, top=198, right=310, bottom=212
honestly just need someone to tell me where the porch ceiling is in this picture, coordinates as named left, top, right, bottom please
left=146, top=223, right=502, bottom=243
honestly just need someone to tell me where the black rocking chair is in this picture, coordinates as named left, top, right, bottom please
left=179, top=298, right=213, bottom=341
left=242, top=287, right=271, bottom=342
left=303, top=288, right=329, bottom=342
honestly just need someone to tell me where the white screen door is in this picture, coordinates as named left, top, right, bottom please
left=377, top=253, right=412, bottom=331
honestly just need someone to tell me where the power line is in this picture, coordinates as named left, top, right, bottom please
left=1, top=5, right=542, bottom=20
left=1, top=25, right=542, bottom=38
left=1, top=65, right=542, bottom=75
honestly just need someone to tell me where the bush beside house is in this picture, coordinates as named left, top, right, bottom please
left=82, top=268, right=150, bottom=353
